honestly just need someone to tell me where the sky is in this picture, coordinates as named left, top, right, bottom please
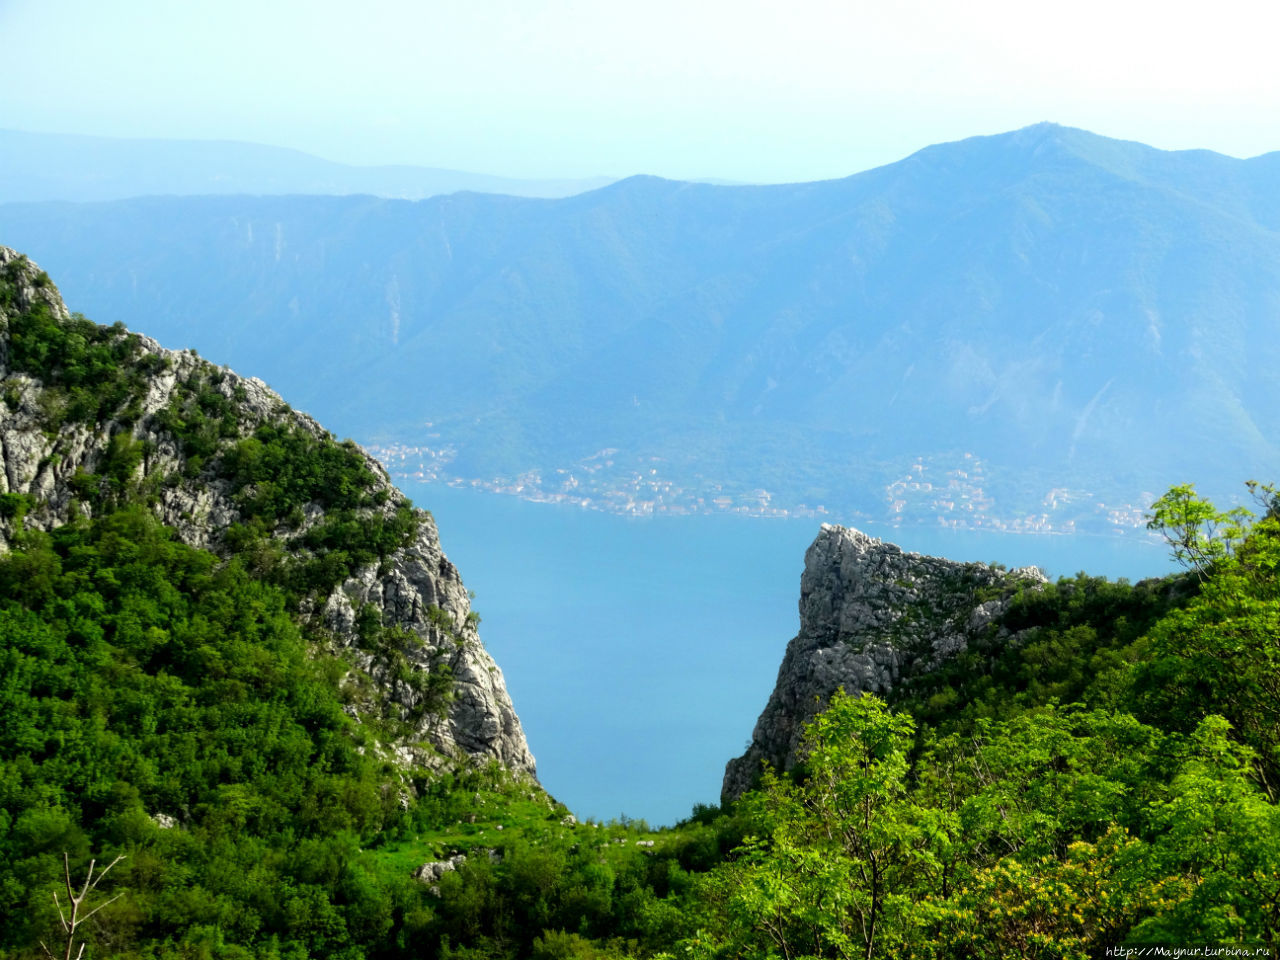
left=4, top=0, right=1280, bottom=182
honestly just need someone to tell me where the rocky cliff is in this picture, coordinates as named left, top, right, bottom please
left=0, top=246, right=534, bottom=777
left=722, top=523, right=1045, bottom=802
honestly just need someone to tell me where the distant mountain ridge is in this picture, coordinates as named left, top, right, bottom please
left=0, top=128, right=616, bottom=202
left=3, top=123, right=1278, bottom=529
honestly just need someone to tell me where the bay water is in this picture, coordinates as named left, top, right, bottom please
left=405, top=482, right=1173, bottom=827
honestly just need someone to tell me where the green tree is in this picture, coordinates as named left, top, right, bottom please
left=1116, top=715, right=1280, bottom=948
left=682, top=691, right=948, bottom=959
left=1146, top=483, right=1252, bottom=579
left=1134, top=484, right=1280, bottom=788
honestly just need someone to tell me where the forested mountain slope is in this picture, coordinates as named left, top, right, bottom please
left=4, top=123, right=1279, bottom=526
left=0, top=247, right=532, bottom=775
left=0, top=249, right=685, bottom=959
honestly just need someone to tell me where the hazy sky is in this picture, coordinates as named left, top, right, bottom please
left=5, top=0, right=1280, bottom=182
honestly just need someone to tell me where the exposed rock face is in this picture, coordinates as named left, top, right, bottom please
left=414, top=855, right=467, bottom=895
left=722, top=523, right=1045, bottom=802
left=0, top=247, right=534, bottom=777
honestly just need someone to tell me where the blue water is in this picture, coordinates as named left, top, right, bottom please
left=405, top=482, right=1174, bottom=827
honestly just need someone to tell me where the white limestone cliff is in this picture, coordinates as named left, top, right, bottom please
left=722, top=523, right=1044, bottom=801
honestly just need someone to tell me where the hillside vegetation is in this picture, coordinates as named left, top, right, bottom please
left=677, top=487, right=1280, bottom=956
left=1, top=255, right=1277, bottom=957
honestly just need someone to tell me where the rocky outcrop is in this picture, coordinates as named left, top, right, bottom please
left=318, top=524, right=533, bottom=773
left=414, top=855, right=468, bottom=895
left=0, top=247, right=534, bottom=777
left=722, top=523, right=1044, bottom=802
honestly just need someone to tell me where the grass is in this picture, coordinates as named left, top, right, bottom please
left=367, top=783, right=665, bottom=879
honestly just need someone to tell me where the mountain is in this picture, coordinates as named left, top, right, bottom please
left=0, top=245, right=533, bottom=774
left=4, top=123, right=1280, bottom=529
left=0, top=128, right=615, bottom=202
left=722, top=524, right=1046, bottom=801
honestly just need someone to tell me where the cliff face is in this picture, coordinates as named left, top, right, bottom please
left=722, top=523, right=1045, bottom=802
left=0, top=246, right=534, bottom=777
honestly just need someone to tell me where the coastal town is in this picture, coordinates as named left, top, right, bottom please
left=364, top=438, right=1157, bottom=537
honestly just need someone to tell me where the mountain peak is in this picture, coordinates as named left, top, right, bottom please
left=0, top=247, right=535, bottom=777
left=723, top=526, right=1045, bottom=802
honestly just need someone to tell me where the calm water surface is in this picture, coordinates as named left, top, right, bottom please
left=405, top=482, right=1173, bottom=827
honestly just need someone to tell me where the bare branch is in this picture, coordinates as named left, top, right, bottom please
left=52, top=891, right=69, bottom=932
left=77, top=891, right=125, bottom=925
left=47, top=851, right=127, bottom=960
left=88, top=856, right=125, bottom=893
left=62, top=852, right=74, bottom=903
left=78, top=859, right=96, bottom=904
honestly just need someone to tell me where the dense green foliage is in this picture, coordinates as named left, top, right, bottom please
left=897, top=571, right=1184, bottom=732
left=661, top=488, right=1280, bottom=958
left=4, top=260, right=1278, bottom=956
left=1132, top=484, right=1280, bottom=786
left=1, top=255, right=162, bottom=428
left=674, top=695, right=1278, bottom=958
left=0, top=261, right=445, bottom=958
left=217, top=422, right=420, bottom=597
left=4, top=481, right=1276, bottom=958
left=0, top=504, right=730, bottom=958
left=0, top=508, right=420, bottom=957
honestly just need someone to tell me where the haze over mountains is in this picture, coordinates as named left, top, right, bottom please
left=4, top=123, right=1278, bottom=532
left=0, top=128, right=616, bottom=202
